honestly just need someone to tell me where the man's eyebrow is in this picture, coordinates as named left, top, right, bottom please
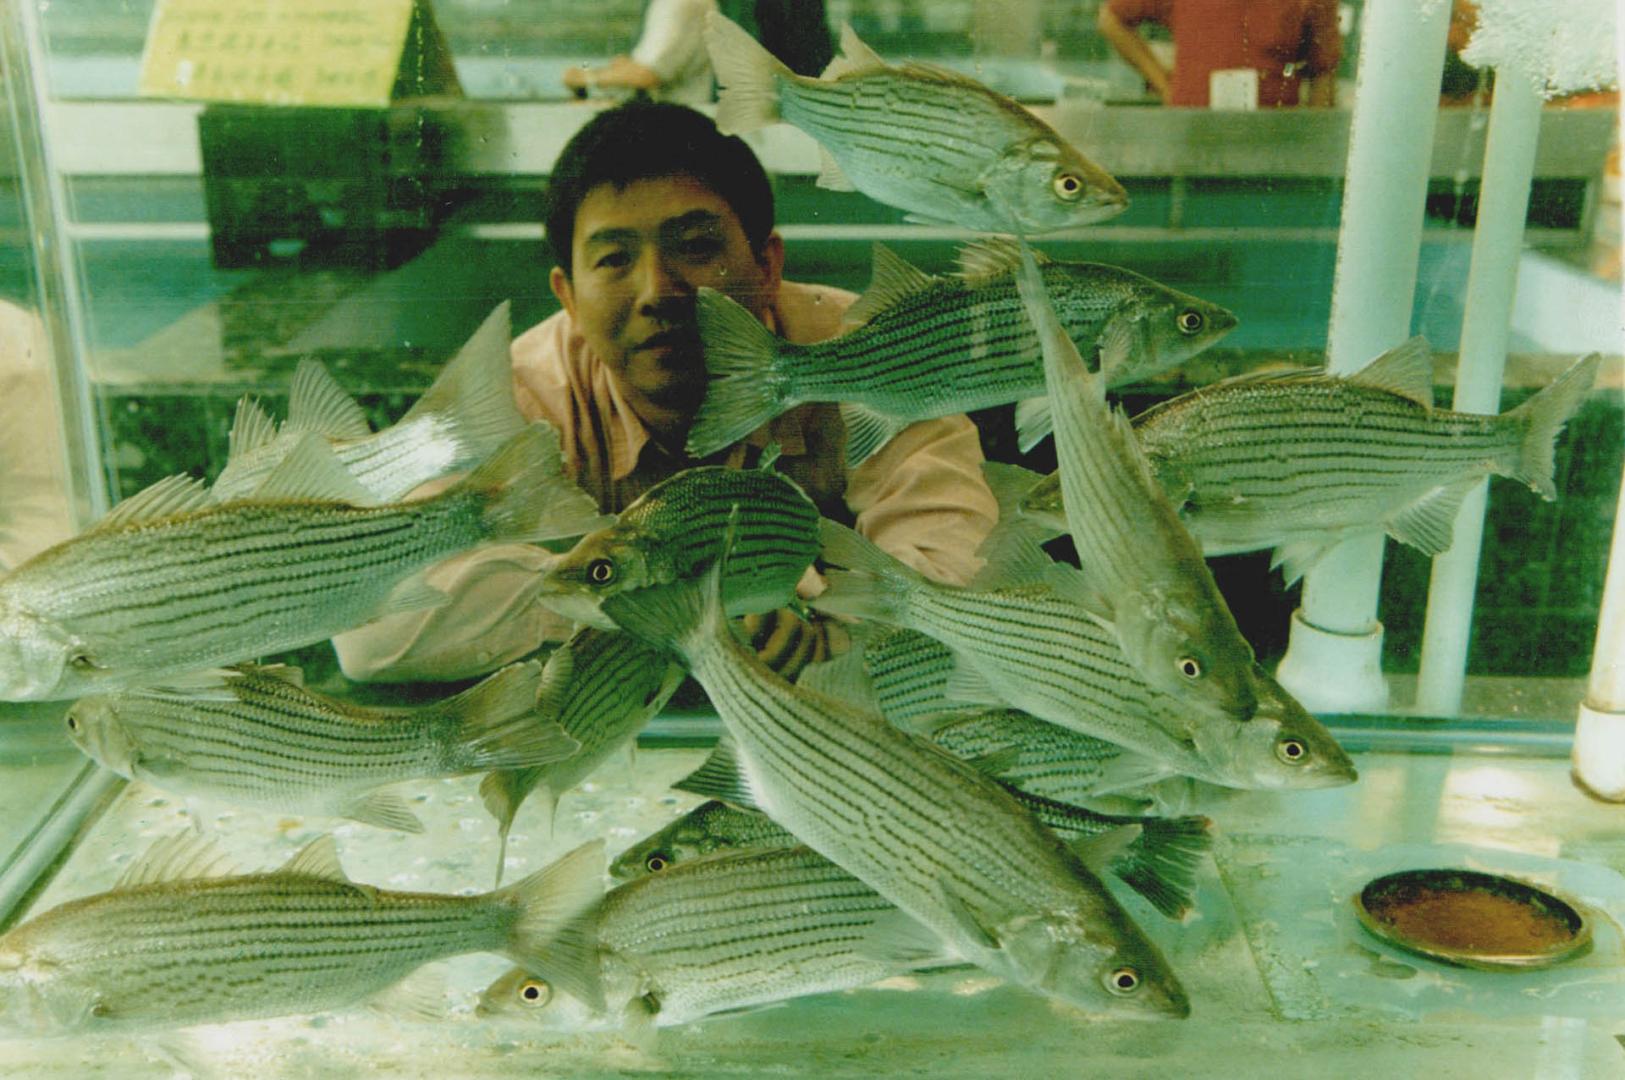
left=581, top=226, right=641, bottom=249
left=580, top=211, right=724, bottom=250
left=661, top=210, right=725, bottom=233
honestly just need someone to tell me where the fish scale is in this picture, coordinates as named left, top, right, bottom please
left=4, top=877, right=515, bottom=1029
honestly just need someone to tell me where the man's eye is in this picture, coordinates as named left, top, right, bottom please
left=676, top=236, right=724, bottom=260
left=594, top=251, right=631, bottom=270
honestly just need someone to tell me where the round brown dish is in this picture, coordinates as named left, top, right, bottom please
left=1354, top=868, right=1592, bottom=971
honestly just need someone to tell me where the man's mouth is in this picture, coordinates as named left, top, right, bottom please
left=636, top=327, right=699, bottom=353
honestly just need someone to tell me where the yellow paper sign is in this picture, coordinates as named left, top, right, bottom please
left=139, top=0, right=421, bottom=106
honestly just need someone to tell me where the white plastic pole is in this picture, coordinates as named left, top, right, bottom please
left=1573, top=458, right=1625, bottom=800
left=1414, top=64, right=1544, bottom=715
left=1275, top=0, right=1452, bottom=713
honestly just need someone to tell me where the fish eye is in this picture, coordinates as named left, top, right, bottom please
left=1275, top=737, right=1308, bottom=765
left=68, top=651, right=95, bottom=672
left=1052, top=172, right=1084, bottom=201
left=1176, top=656, right=1202, bottom=680
left=645, top=852, right=669, bottom=873
left=1105, top=967, right=1141, bottom=995
left=586, top=558, right=616, bottom=586
left=1177, top=310, right=1205, bottom=335
left=517, top=978, right=552, bottom=1006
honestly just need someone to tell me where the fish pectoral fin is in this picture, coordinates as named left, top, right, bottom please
left=1068, top=824, right=1144, bottom=872
left=857, top=909, right=960, bottom=968
left=1387, top=478, right=1477, bottom=557
left=1097, top=316, right=1140, bottom=382
left=129, top=753, right=190, bottom=781
left=1269, top=539, right=1337, bottom=588
left=116, top=831, right=241, bottom=889
left=366, top=967, right=447, bottom=1023
left=1013, top=395, right=1054, bottom=453
left=970, top=527, right=1055, bottom=590
left=815, top=145, right=858, bottom=192
left=672, top=737, right=764, bottom=812
left=942, top=656, right=1004, bottom=707
left=936, top=887, right=1001, bottom=951
left=341, top=790, right=426, bottom=834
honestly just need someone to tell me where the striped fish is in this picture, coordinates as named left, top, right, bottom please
left=1131, top=342, right=1602, bottom=584
left=0, top=833, right=605, bottom=1035
left=707, top=16, right=1126, bottom=235
left=536, top=463, right=819, bottom=630
left=813, top=519, right=1356, bottom=791
left=620, top=772, right=1212, bottom=921
left=686, top=240, right=1236, bottom=458
left=601, top=552, right=1190, bottom=1017
left=479, top=846, right=953, bottom=1042
left=0, top=425, right=606, bottom=701
left=211, top=302, right=527, bottom=504
left=1015, top=244, right=1259, bottom=727
left=65, top=661, right=580, bottom=833
left=480, top=628, right=685, bottom=881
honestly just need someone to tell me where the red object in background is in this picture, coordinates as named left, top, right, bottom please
left=1108, top=0, right=1342, bottom=107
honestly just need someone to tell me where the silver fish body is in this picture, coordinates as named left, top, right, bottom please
left=481, top=846, right=942, bottom=1033
left=211, top=302, right=527, bottom=503
left=0, top=426, right=603, bottom=701
left=610, top=799, right=799, bottom=882
left=814, top=520, right=1355, bottom=791
left=686, top=242, right=1236, bottom=457
left=537, top=464, right=820, bottom=630
left=481, top=628, right=685, bottom=859
left=0, top=835, right=603, bottom=1036
left=1015, top=244, right=1259, bottom=725
left=602, top=567, right=1190, bottom=1017
left=1131, top=345, right=1602, bottom=583
left=66, top=662, right=578, bottom=833
left=707, top=17, right=1126, bottom=235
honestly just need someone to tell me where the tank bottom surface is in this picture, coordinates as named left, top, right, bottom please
left=1, top=745, right=1620, bottom=1078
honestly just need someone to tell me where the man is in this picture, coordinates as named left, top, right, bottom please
left=335, top=103, right=997, bottom=682
left=1098, top=0, right=1341, bottom=108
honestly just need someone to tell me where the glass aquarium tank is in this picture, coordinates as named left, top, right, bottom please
left=0, top=0, right=1620, bottom=1075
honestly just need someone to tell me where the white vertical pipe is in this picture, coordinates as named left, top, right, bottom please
left=1275, top=0, right=1452, bottom=713
left=1573, top=463, right=1625, bottom=800
left=1414, top=65, right=1544, bottom=715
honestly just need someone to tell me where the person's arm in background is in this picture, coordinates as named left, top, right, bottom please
left=1301, top=0, right=1344, bottom=107
left=1097, top=1, right=1173, bottom=104
left=564, top=0, right=710, bottom=96
left=563, top=57, right=662, bottom=95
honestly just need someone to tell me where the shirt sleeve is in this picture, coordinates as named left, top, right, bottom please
left=630, top=0, right=711, bottom=81
left=332, top=544, right=576, bottom=682
left=844, top=414, right=998, bottom=587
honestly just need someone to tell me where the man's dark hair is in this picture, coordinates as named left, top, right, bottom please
left=544, top=102, right=775, bottom=278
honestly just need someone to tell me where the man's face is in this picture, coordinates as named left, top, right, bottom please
left=551, top=174, right=783, bottom=424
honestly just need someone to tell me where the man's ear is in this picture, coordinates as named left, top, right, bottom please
left=758, top=232, right=785, bottom=296
left=549, top=266, right=576, bottom=318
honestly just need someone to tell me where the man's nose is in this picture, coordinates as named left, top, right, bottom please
left=634, top=249, right=691, bottom=311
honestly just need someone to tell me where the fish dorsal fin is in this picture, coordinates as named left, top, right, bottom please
left=846, top=244, right=935, bottom=325
left=815, top=144, right=858, bottom=192
left=955, top=235, right=1046, bottom=286
left=1387, top=476, right=1477, bottom=556
left=279, top=834, right=350, bottom=882
left=95, top=473, right=213, bottom=532
left=898, top=60, right=987, bottom=91
left=116, top=832, right=240, bottom=889
left=673, top=736, right=763, bottom=811
left=227, top=396, right=279, bottom=460
left=1348, top=336, right=1434, bottom=408
left=286, top=358, right=371, bottom=440
left=796, top=646, right=879, bottom=709
left=821, top=23, right=888, bottom=79
left=250, top=432, right=375, bottom=504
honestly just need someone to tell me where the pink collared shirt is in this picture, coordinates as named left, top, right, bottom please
left=334, top=280, right=997, bottom=682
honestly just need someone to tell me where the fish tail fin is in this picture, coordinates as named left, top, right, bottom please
left=497, top=838, right=607, bottom=1011
left=1505, top=352, right=1599, bottom=500
left=459, top=425, right=608, bottom=544
left=1106, top=815, right=1213, bottom=921
left=399, top=302, right=528, bottom=469
left=810, top=519, right=922, bottom=625
left=706, top=10, right=788, bottom=135
left=439, top=661, right=579, bottom=772
left=686, top=288, right=795, bottom=457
